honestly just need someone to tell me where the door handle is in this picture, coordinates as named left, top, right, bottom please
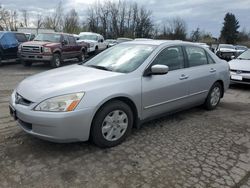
left=179, top=74, right=189, bottom=80
left=210, top=68, right=216, bottom=73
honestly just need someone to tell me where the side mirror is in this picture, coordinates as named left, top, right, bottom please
left=144, top=64, right=169, bottom=76
left=99, top=39, right=103, bottom=43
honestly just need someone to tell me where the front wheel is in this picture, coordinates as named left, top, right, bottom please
left=204, top=82, right=222, bottom=110
left=50, top=53, right=61, bottom=68
left=78, top=51, right=85, bottom=62
left=91, top=101, right=133, bottom=148
left=21, top=60, right=32, bottom=67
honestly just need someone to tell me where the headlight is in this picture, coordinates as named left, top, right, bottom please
left=43, top=47, right=51, bottom=53
left=18, top=45, right=22, bottom=52
left=34, top=92, right=84, bottom=112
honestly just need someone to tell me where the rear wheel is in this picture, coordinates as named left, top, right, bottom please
left=91, top=101, right=133, bottom=148
left=50, top=53, right=61, bottom=68
left=78, top=50, right=85, bottom=62
left=204, top=82, right=222, bottom=110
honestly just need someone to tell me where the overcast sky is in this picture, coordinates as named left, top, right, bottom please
left=1, top=0, right=250, bottom=37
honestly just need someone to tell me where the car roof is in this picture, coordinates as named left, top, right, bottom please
left=126, top=40, right=196, bottom=46
left=79, top=32, right=100, bottom=36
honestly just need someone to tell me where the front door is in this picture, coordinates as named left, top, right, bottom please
left=142, top=46, right=190, bottom=119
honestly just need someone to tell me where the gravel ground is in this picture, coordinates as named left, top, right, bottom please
left=0, top=62, right=250, bottom=188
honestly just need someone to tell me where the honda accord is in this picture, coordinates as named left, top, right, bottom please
left=9, top=40, right=230, bottom=147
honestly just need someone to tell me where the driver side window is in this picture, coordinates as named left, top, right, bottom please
left=152, top=46, right=185, bottom=71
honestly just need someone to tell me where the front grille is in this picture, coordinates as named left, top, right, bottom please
left=15, top=93, right=33, bottom=106
left=221, top=52, right=235, bottom=57
left=242, top=78, right=250, bottom=83
left=231, top=69, right=250, bottom=74
left=21, top=45, right=42, bottom=54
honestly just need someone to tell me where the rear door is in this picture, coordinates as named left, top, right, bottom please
left=142, top=46, right=190, bottom=119
left=68, top=36, right=79, bottom=58
left=61, top=35, right=71, bottom=59
left=183, top=45, right=217, bottom=103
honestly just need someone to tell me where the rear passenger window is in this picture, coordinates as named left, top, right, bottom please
left=185, top=46, right=208, bottom=67
left=69, top=36, right=75, bottom=45
left=152, top=46, right=184, bottom=71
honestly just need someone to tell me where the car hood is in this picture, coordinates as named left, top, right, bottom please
left=229, top=59, right=250, bottom=71
left=21, top=41, right=59, bottom=47
left=219, top=48, right=236, bottom=52
left=16, top=65, right=124, bottom=102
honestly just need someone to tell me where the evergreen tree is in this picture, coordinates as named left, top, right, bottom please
left=220, top=13, right=240, bottom=44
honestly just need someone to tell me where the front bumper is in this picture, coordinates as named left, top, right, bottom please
left=87, top=47, right=96, bottom=53
left=19, top=53, right=53, bottom=62
left=9, top=91, right=95, bottom=143
left=230, top=72, right=250, bottom=85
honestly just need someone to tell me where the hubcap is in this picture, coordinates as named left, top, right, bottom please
left=210, top=87, right=221, bottom=106
left=82, top=53, right=85, bottom=61
left=102, top=110, right=128, bottom=141
left=55, top=57, right=60, bottom=67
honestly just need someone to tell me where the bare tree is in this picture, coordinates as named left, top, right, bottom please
left=21, top=9, right=28, bottom=27
left=0, top=6, right=18, bottom=31
left=159, top=17, right=187, bottom=40
left=43, top=1, right=63, bottom=31
left=86, top=1, right=153, bottom=39
left=63, top=9, right=80, bottom=34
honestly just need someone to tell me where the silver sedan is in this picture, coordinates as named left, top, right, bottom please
left=229, top=49, right=250, bottom=85
left=9, top=40, right=230, bottom=147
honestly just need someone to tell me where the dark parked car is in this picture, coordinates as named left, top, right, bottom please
left=0, top=31, right=27, bottom=65
left=235, top=45, right=248, bottom=57
left=215, top=44, right=237, bottom=61
left=19, top=33, right=89, bottom=68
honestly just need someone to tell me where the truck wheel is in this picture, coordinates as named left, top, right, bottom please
left=94, top=46, right=98, bottom=55
left=22, top=60, right=32, bottom=67
left=78, top=51, right=85, bottom=62
left=50, top=53, right=61, bottom=68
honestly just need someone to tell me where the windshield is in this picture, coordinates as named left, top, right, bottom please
left=219, top=45, right=235, bottom=49
left=236, top=46, right=247, bottom=51
left=34, top=33, right=61, bottom=43
left=79, top=34, right=98, bottom=41
left=237, top=49, right=250, bottom=60
left=84, top=44, right=156, bottom=73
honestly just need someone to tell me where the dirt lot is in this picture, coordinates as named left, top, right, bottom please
left=0, top=62, right=250, bottom=188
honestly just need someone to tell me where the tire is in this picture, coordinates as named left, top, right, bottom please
left=21, top=60, right=32, bottom=67
left=78, top=50, right=85, bottom=62
left=91, top=100, right=134, bottom=148
left=50, top=53, right=61, bottom=68
left=204, top=82, right=222, bottom=110
left=94, top=46, right=98, bottom=55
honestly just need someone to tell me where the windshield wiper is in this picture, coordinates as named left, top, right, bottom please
left=86, top=65, right=112, bottom=71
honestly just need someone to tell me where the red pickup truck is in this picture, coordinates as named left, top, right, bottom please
left=19, top=33, right=89, bottom=68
